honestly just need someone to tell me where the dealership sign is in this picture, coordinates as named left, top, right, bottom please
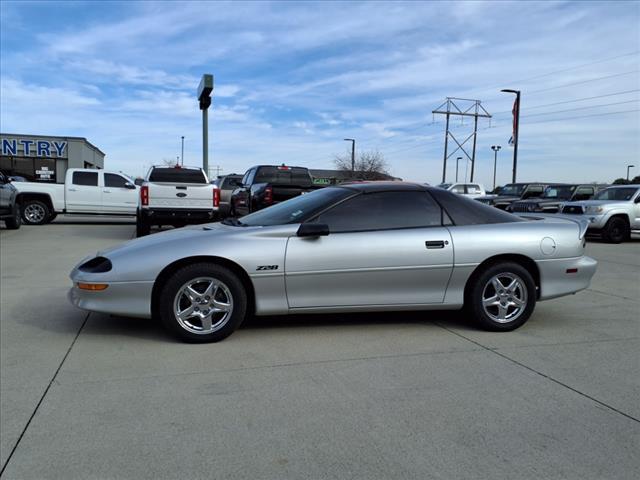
left=1, top=138, right=67, bottom=158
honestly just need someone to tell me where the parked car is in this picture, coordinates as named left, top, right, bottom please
left=69, top=182, right=596, bottom=343
left=136, top=165, right=219, bottom=237
left=560, top=185, right=640, bottom=243
left=437, top=182, right=486, bottom=198
left=507, top=184, right=601, bottom=213
left=212, top=174, right=243, bottom=218
left=230, top=164, right=321, bottom=216
left=0, top=172, right=21, bottom=229
left=12, top=168, right=138, bottom=225
left=475, top=183, right=547, bottom=210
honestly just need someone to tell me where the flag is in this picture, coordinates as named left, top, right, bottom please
left=509, top=97, right=519, bottom=146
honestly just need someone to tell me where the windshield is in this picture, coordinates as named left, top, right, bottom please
left=593, top=187, right=639, bottom=201
left=499, top=184, right=525, bottom=196
left=226, top=187, right=355, bottom=226
left=541, top=185, right=576, bottom=199
left=148, top=168, right=207, bottom=184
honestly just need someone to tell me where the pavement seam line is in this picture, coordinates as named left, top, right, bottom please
left=585, top=288, right=640, bottom=302
left=435, top=322, right=640, bottom=424
left=0, top=312, right=91, bottom=478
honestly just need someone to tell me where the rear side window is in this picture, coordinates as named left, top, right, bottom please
left=254, top=167, right=312, bottom=186
left=72, top=171, right=98, bottom=186
left=221, top=177, right=241, bottom=189
left=148, top=168, right=206, bottom=184
left=104, top=173, right=129, bottom=188
left=429, top=188, right=522, bottom=225
left=451, top=185, right=465, bottom=194
left=467, top=184, right=481, bottom=194
left=315, top=191, right=444, bottom=232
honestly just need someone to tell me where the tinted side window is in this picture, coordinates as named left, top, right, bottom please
left=574, top=187, right=594, bottom=200
left=315, top=191, right=443, bottom=232
left=73, top=171, right=98, bottom=186
left=429, top=188, right=522, bottom=225
left=104, top=173, right=129, bottom=188
left=523, top=186, right=544, bottom=198
left=451, top=185, right=465, bottom=194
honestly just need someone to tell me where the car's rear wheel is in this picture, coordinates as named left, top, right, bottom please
left=158, top=263, right=247, bottom=342
left=5, top=202, right=21, bottom=229
left=22, top=200, right=50, bottom=225
left=468, top=262, right=536, bottom=331
left=603, top=217, right=628, bottom=244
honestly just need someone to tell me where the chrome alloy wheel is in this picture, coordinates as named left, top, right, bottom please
left=24, top=203, right=46, bottom=223
left=481, top=273, right=527, bottom=323
left=173, top=277, right=234, bottom=334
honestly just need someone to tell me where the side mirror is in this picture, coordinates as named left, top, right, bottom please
left=124, top=182, right=136, bottom=189
left=297, top=223, right=329, bottom=237
left=634, top=196, right=640, bottom=204
left=134, top=178, right=144, bottom=186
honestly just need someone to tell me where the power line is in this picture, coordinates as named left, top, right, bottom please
left=519, top=99, right=639, bottom=118
left=516, top=89, right=640, bottom=110
left=521, top=108, right=640, bottom=125
left=526, top=70, right=639, bottom=95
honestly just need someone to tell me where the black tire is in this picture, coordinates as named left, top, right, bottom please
left=4, top=202, right=21, bottom=229
left=467, top=262, right=536, bottom=332
left=22, top=200, right=50, bottom=225
left=136, top=212, right=151, bottom=237
left=158, top=263, right=247, bottom=343
left=602, top=217, right=629, bottom=244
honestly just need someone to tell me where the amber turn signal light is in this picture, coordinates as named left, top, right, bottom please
left=77, top=283, right=109, bottom=291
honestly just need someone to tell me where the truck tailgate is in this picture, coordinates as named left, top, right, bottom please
left=147, top=183, right=213, bottom=210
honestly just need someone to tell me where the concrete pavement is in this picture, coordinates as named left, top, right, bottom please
left=1, top=223, right=638, bottom=479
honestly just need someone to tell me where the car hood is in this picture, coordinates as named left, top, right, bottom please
left=562, top=199, right=627, bottom=208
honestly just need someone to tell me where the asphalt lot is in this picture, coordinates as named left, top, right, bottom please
left=1, top=218, right=639, bottom=479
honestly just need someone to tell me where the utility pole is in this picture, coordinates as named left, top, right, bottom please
left=627, top=164, right=635, bottom=181
left=491, top=145, right=502, bottom=190
left=501, top=89, right=521, bottom=183
left=456, top=156, right=461, bottom=182
left=344, top=138, right=355, bottom=176
left=181, top=136, right=185, bottom=165
left=433, top=98, right=491, bottom=183
left=197, top=74, right=213, bottom=175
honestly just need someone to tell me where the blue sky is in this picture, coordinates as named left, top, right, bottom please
left=1, top=0, right=639, bottom=185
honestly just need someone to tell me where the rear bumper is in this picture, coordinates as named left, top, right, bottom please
left=140, top=208, right=218, bottom=223
left=537, top=256, right=597, bottom=301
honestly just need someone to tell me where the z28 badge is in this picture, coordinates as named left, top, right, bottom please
left=256, top=265, right=279, bottom=271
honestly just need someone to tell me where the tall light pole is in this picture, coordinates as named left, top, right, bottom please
left=344, top=138, right=355, bottom=176
left=181, top=136, right=185, bottom=166
left=491, top=145, right=502, bottom=190
left=627, top=164, right=635, bottom=181
left=198, top=74, right=213, bottom=176
left=456, top=156, right=462, bottom=182
left=501, top=89, right=521, bottom=183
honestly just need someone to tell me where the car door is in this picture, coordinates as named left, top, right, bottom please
left=102, top=172, right=138, bottom=214
left=633, top=190, right=640, bottom=229
left=285, top=191, right=454, bottom=308
left=66, top=171, right=102, bottom=212
left=0, top=173, right=11, bottom=213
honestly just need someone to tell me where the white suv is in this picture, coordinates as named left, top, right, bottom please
left=437, top=183, right=486, bottom=198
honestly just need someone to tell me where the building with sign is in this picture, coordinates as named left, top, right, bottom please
left=0, top=133, right=104, bottom=183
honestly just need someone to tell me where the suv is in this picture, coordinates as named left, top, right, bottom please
left=561, top=185, right=640, bottom=243
left=137, top=165, right=219, bottom=236
left=0, top=172, right=21, bottom=229
left=508, top=184, right=600, bottom=213
left=475, top=183, right=547, bottom=210
left=436, top=182, right=486, bottom=198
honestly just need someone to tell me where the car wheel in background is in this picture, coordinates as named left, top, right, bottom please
left=22, top=200, right=50, bottom=225
left=467, top=262, right=536, bottom=331
left=4, top=202, right=21, bottom=229
left=602, top=217, right=628, bottom=244
left=158, top=263, right=247, bottom=343
left=136, top=211, right=151, bottom=237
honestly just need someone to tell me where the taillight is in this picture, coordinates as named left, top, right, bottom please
left=264, top=185, right=273, bottom=204
left=141, top=186, right=149, bottom=206
left=213, top=188, right=220, bottom=207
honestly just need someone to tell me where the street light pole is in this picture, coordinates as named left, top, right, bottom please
left=197, top=74, right=214, bottom=175
left=344, top=138, right=355, bottom=176
left=501, top=89, right=521, bottom=183
left=491, top=145, right=502, bottom=191
left=627, top=164, right=635, bottom=181
left=181, top=136, right=185, bottom=166
left=456, top=156, right=461, bottom=182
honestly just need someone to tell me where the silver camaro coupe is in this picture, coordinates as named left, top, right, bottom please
left=69, top=182, right=597, bottom=342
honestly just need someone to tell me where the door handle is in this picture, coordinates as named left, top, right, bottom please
left=68, top=188, right=77, bottom=192
left=103, top=190, right=111, bottom=193
left=425, top=240, right=447, bottom=249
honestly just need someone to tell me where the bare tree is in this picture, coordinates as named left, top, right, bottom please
left=334, top=149, right=391, bottom=180
left=161, top=157, right=179, bottom=167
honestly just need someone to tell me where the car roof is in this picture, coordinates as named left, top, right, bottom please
left=339, top=181, right=429, bottom=193
left=604, top=184, right=640, bottom=189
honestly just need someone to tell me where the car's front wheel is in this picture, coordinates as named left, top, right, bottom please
left=158, top=263, right=247, bottom=342
left=603, top=217, right=628, bottom=244
left=5, top=202, right=21, bottom=229
left=467, top=262, right=536, bottom=331
left=22, top=200, right=50, bottom=225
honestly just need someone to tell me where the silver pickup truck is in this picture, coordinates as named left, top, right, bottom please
left=560, top=185, right=640, bottom=243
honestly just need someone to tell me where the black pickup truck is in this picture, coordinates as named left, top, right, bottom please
left=507, top=184, right=601, bottom=213
left=230, top=165, right=321, bottom=216
left=474, top=183, right=547, bottom=210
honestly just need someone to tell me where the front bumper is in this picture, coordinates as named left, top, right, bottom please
left=68, top=281, right=154, bottom=318
left=537, top=256, right=597, bottom=301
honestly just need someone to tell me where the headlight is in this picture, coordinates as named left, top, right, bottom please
left=527, top=204, right=537, bottom=212
left=585, top=206, right=604, bottom=214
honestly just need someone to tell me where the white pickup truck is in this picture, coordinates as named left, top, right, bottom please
left=13, top=168, right=138, bottom=225
left=136, top=165, right=220, bottom=237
